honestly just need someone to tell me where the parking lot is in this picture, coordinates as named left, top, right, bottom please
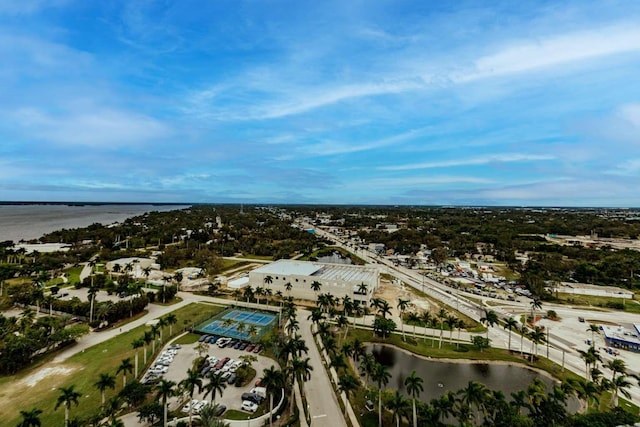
left=143, top=338, right=279, bottom=417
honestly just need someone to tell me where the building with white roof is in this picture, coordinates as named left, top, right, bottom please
left=601, top=324, right=640, bottom=352
left=249, top=259, right=378, bottom=304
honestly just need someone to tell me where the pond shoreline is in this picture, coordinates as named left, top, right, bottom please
left=365, top=341, right=561, bottom=383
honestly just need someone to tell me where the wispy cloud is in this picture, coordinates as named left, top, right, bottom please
left=380, top=154, right=556, bottom=171
left=456, top=24, right=640, bottom=82
left=10, top=107, right=171, bottom=148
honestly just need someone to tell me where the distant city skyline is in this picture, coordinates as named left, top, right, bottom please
left=1, top=1, right=640, bottom=206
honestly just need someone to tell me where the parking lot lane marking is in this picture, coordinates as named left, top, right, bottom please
left=312, top=414, right=327, bottom=419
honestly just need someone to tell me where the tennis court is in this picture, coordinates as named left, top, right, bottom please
left=195, top=308, right=277, bottom=342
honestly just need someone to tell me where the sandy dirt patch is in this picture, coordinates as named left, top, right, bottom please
left=374, top=279, right=437, bottom=317
left=20, top=365, right=77, bottom=387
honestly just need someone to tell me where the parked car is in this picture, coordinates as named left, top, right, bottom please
left=245, top=344, right=255, bottom=352
left=214, top=404, right=227, bottom=416
left=241, top=400, right=258, bottom=413
left=365, top=400, right=374, bottom=412
left=227, top=373, right=237, bottom=384
left=241, top=392, right=263, bottom=405
left=198, top=335, right=207, bottom=342
left=252, top=344, right=261, bottom=353
left=239, top=342, right=248, bottom=350
left=193, top=400, right=209, bottom=414
left=182, top=399, right=200, bottom=413
left=234, top=341, right=243, bottom=349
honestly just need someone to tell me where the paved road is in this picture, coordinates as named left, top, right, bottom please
left=312, top=224, right=640, bottom=403
left=298, top=309, right=348, bottom=427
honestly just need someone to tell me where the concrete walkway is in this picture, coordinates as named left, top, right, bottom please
left=298, top=309, right=348, bottom=427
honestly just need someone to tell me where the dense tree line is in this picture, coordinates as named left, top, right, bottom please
left=0, top=309, right=88, bottom=374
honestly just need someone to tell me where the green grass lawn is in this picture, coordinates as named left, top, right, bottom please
left=238, top=254, right=274, bottom=261
left=2, top=302, right=225, bottom=427
left=552, top=292, right=640, bottom=314
left=65, top=265, right=84, bottom=285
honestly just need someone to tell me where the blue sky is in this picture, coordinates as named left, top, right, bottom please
left=1, top=0, right=640, bottom=206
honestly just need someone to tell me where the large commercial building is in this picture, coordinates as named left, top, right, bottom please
left=248, top=259, right=378, bottom=304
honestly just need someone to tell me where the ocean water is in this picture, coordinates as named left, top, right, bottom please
left=0, top=204, right=190, bottom=243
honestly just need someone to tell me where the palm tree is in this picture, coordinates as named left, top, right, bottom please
left=528, top=326, right=546, bottom=361
left=568, top=378, right=600, bottom=413
left=421, top=311, right=433, bottom=343
left=285, top=281, right=293, bottom=296
left=243, top=286, right=254, bottom=303
left=87, top=283, right=99, bottom=324
left=480, top=309, right=498, bottom=340
left=446, top=314, right=458, bottom=343
left=131, top=338, right=144, bottom=378
left=247, top=324, right=259, bottom=342
left=155, top=379, right=176, bottom=427
left=179, top=368, right=203, bottom=427
left=95, top=373, right=116, bottom=406
left=17, top=407, right=43, bottom=427
left=165, top=313, right=178, bottom=337
left=290, top=356, right=313, bottom=401
left=199, top=403, right=229, bottom=427
left=142, top=331, right=153, bottom=364
left=55, top=385, right=82, bottom=427
left=387, top=390, right=410, bottom=427
left=456, top=319, right=465, bottom=349
left=606, top=358, right=627, bottom=381
left=437, top=308, right=447, bottom=349
left=578, top=346, right=601, bottom=379
left=605, top=375, right=633, bottom=407
left=504, top=317, right=518, bottom=351
left=377, top=300, right=392, bottom=319
left=263, top=275, right=273, bottom=291
left=203, top=371, right=227, bottom=404
left=310, top=280, right=322, bottom=298
left=397, top=298, right=410, bottom=341
left=116, top=358, right=134, bottom=388
left=404, top=370, right=423, bottom=427
left=530, top=297, right=542, bottom=324
left=150, top=324, right=161, bottom=353
left=157, top=317, right=169, bottom=343
left=338, top=374, right=359, bottom=418
left=407, top=312, right=420, bottom=339
left=262, top=366, right=284, bottom=427
left=519, top=325, right=527, bottom=356
left=371, top=363, right=391, bottom=427
left=458, top=380, right=488, bottom=425
left=357, top=282, right=368, bottom=296
left=587, top=324, right=599, bottom=345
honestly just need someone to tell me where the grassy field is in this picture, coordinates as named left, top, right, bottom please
left=552, top=292, right=640, bottom=314
left=403, top=285, right=484, bottom=331
left=2, top=302, right=225, bottom=427
left=238, top=254, right=274, bottom=261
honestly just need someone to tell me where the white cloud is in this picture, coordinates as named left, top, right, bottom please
left=457, top=24, right=640, bottom=82
left=11, top=107, right=171, bottom=148
left=380, top=154, right=555, bottom=171
left=304, top=126, right=433, bottom=157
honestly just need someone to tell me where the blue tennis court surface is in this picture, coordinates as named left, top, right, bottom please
left=195, top=309, right=277, bottom=342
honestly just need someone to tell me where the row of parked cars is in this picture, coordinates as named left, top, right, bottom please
left=181, top=399, right=227, bottom=416
left=200, top=355, right=245, bottom=384
left=198, top=334, right=262, bottom=353
left=142, top=344, right=181, bottom=384
left=240, top=387, right=267, bottom=413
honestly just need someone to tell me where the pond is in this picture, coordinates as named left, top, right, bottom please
left=364, top=344, right=566, bottom=403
